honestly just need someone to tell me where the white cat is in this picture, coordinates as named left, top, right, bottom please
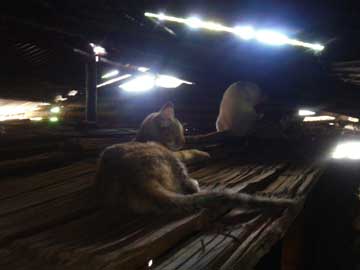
left=216, top=81, right=262, bottom=136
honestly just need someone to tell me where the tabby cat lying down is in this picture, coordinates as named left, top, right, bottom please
left=94, top=103, right=294, bottom=214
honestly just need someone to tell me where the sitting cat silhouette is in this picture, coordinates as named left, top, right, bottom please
left=135, top=102, right=209, bottom=164
left=216, top=81, right=262, bottom=136
left=135, top=102, right=185, bottom=151
left=95, top=102, right=294, bottom=215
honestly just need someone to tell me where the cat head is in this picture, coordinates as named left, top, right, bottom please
left=227, top=81, right=263, bottom=105
left=136, top=102, right=185, bottom=150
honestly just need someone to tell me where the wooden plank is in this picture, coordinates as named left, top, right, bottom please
left=0, top=174, right=93, bottom=216
left=0, top=151, right=86, bottom=177
left=0, top=136, right=325, bottom=270
left=153, top=163, right=322, bottom=269
left=0, top=161, right=94, bottom=200
left=0, top=189, right=95, bottom=245
left=155, top=214, right=266, bottom=270
left=222, top=206, right=303, bottom=270
left=232, top=164, right=287, bottom=193
left=11, top=212, right=212, bottom=270
left=0, top=248, right=52, bottom=270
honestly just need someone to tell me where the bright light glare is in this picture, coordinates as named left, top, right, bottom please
left=234, top=26, right=255, bottom=40
left=298, top=109, right=316, bottom=116
left=148, top=259, right=153, bottom=267
left=303, top=115, right=335, bottom=122
left=348, top=117, right=359, bottom=123
left=30, top=117, right=43, bottom=121
left=344, top=125, right=355, bottom=131
left=158, top=13, right=165, bottom=21
left=68, top=90, right=78, bottom=96
left=311, top=44, right=325, bottom=51
left=0, top=100, right=47, bottom=122
left=256, top=30, right=289, bottom=46
left=155, top=75, right=193, bottom=88
left=138, top=67, right=150, bottom=72
left=94, top=46, right=106, bottom=55
left=186, top=17, right=203, bottom=28
left=332, top=141, right=360, bottom=159
left=49, top=116, right=59, bottom=123
left=119, top=74, right=193, bottom=92
left=90, top=43, right=106, bottom=55
left=202, top=21, right=228, bottom=31
left=120, top=74, right=156, bottom=92
left=50, top=106, right=60, bottom=113
left=144, top=12, right=325, bottom=51
left=101, top=70, right=119, bottom=79
left=97, top=74, right=132, bottom=88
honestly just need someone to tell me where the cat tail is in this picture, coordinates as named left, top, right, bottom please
left=149, top=184, right=296, bottom=215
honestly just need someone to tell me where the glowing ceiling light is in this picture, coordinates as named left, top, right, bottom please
left=303, top=115, right=335, bottom=122
left=186, top=17, right=203, bottom=29
left=120, top=74, right=156, bottom=92
left=67, top=90, right=78, bottom=96
left=30, top=117, right=43, bottom=121
left=155, top=75, right=193, bottom=88
left=50, top=106, right=60, bottom=113
left=158, top=12, right=166, bottom=21
left=348, top=117, right=359, bottom=123
left=332, top=141, right=360, bottom=160
left=234, top=26, right=256, bottom=40
left=311, top=44, right=325, bottom=51
left=298, top=109, right=316, bottom=116
left=144, top=12, right=325, bottom=51
left=119, top=73, right=193, bottom=91
left=202, top=21, right=229, bottom=31
left=49, top=116, right=59, bottom=122
left=97, top=74, right=132, bottom=88
left=329, top=122, right=335, bottom=126
left=101, top=70, right=119, bottom=79
left=145, top=12, right=186, bottom=24
left=89, top=43, right=106, bottom=56
left=137, top=67, right=150, bottom=72
left=255, top=30, right=289, bottom=46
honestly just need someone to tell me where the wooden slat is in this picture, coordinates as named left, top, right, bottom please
left=0, top=189, right=95, bottom=245
left=153, top=163, right=323, bottom=270
left=0, top=161, right=94, bottom=200
left=0, top=134, right=325, bottom=270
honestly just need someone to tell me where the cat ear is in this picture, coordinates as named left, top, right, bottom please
left=160, top=102, right=175, bottom=119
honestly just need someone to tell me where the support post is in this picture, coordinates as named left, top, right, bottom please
left=85, top=57, right=97, bottom=125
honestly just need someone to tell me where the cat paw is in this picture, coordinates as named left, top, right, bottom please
left=191, top=150, right=211, bottom=161
left=189, top=178, right=200, bottom=192
left=175, top=149, right=211, bottom=165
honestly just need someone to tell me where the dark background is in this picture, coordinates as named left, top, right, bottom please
left=2, top=0, right=360, bottom=124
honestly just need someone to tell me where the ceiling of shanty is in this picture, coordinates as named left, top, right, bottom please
left=2, top=1, right=360, bottom=114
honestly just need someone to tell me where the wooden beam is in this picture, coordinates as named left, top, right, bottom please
left=85, top=58, right=97, bottom=124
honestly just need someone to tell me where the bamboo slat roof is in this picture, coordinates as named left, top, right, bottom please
left=0, top=126, right=325, bottom=270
